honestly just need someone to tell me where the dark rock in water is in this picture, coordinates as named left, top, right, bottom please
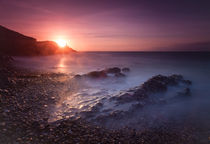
left=112, top=74, right=192, bottom=104
left=141, top=75, right=169, bottom=93
left=74, top=74, right=82, bottom=79
left=92, top=74, right=192, bottom=126
left=80, top=67, right=129, bottom=79
left=122, top=67, right=130, bottom=72
left=105, top=67, right=121, bottom=74
left=141, top=74, right=191, bottom=93
left=85, top=71, right=107, bottom=79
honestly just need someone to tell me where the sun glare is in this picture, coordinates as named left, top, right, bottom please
left=56, top=39, right=67, bottom=48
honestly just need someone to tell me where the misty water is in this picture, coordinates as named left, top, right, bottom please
left=14, top=52, right=210, bottom=141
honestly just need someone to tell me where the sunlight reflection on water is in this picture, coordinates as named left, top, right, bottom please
left=57, top=56, right=66, bottom=73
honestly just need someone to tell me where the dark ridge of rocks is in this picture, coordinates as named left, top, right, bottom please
left=112, top=74, right=192, bottom=104
left=75, top=74, right=192, bottom=130
left=140, top=74, right=188, bottom=93
left=74, top=67, right=130, bottom=79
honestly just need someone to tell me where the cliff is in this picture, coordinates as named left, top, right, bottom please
left=0, top=25, right=76, bottom=56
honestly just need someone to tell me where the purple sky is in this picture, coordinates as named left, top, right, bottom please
left=1, top=0, right=210, bottom=51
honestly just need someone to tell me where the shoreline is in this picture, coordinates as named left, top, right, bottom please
left=0, top=57, right=197, bottom=143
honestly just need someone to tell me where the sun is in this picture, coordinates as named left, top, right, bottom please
left=55, top=39, right=67, bottom=48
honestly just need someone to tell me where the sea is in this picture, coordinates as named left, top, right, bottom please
left=14, top=52, right=210, bottom=142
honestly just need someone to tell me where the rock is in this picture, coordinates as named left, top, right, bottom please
left=74, top=74, right=82, bottom=79
left=122, top=67, right=130, bottom=72
left=91, top=102, right=103, bottom=112
left=112, top=93, right=133, bottom=104
left=111, top=74, right=192, bottom=105
left=39, top=124, right=45, bottom=129
left=141, top=74, right=188, bottom=93
left=82, top=67, right=127, bottom=79
left=68, top=129, right=73, bottom=134
left=85, top=71, right=107, bottom=79
left=105, top=67, right=121, bottom=74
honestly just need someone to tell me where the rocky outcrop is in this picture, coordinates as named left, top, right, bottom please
left=112, top=74, right=192, bottom=104
left=73, top=74, right=192, bottom=128
left=74, top=67, right=130, bottom=79
left=0, top=25, right=76, bottom=56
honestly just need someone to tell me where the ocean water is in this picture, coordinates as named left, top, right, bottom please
left=14, top=52, right=210, bottom=141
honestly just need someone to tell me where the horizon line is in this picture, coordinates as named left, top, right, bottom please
left=78, top=50, right=210, bottom=53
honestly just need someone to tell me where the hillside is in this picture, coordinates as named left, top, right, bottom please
left=0, top=25, right=76, bottom=56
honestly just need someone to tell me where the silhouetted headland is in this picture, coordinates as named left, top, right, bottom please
left=0, top=25, right=76, bottom=56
